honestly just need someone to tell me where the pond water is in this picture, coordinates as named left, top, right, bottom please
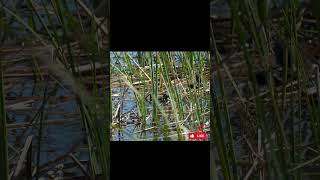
left=1, top=0, right=93, bottom=43
left=2, top=50, right=94, bottom=177
left=6, top=74, right=89, bottom=177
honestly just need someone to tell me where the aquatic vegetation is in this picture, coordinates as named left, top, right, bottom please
left=0, top=52, right=9, bottom=180
left=1, top=0, right=109, bottom=179
left=211, top=0, right=320, bottom=179
left=111, top=52, right=210, bottom=141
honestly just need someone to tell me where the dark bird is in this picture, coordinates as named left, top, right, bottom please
left=274, top=40, right=293, bottom=69
left=255, top=71, right=282, bottom=87
left=255, top=40, right=293, bottom=87
left=159, top=93, right=169, bottom=104
left=145, top=93, right=169, bottom=104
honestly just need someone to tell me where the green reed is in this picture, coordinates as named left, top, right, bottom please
left=0, top=49, right=8, bottom=180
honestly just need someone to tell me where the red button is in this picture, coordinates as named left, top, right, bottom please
left=188, top=132, right=207, bottom=140
left=188, top=132, right=196, bottom=139
left=195, top=132, right=207, bottom=139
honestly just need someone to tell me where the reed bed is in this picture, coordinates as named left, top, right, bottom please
left=1, top=0, right=109, bottom=179
left=211, top=0, right=320, bottom=179
left=111, top=52, right=210, bottom=141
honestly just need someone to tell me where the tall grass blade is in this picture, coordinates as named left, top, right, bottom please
left=0, top=50, right=8, bottom=180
